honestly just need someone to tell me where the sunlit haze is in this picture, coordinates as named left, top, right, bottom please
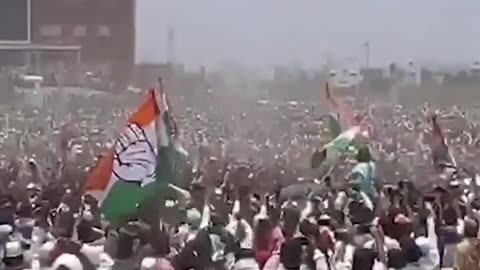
left=136, top=0, right=480, bottom=68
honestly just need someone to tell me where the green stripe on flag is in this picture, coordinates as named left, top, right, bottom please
left=311, top=126, right=359, bottom=169
left=327, top=114, right=342, bottom=139
left=101, top=181, right=157, bottom=225
left=101, top=144, right=185, bottom=225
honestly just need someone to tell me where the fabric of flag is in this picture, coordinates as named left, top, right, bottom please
left=155, top=84, right=189, bottom=188
left=355, top=112, right=376, bottom=139
left=430, top=114, right=456, bottom=171
left=86, top=90, right=163, bottom=225
left=325, top=81, right=339, bottom=110
left=326, top=114, right=342, bottom=139
left=311, top=126, right=360, bottom=168
left=324, top=82, right=355, bottom=130
left=365, top=105, right=378, bottom=139
left=155, top=90, right=183, bottom=188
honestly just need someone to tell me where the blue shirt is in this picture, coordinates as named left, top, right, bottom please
left=351, top=161, right=377, bottom=199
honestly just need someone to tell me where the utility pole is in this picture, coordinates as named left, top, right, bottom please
left=166, top=26, right=176, bottom=64
left=364, top=41, right=370, bottom=69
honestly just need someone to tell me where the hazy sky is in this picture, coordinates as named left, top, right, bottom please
left=136, top=0, right=480, bottom=68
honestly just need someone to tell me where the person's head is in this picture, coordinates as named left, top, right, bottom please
left=299, top=220, right=319, bottom=242
left=15, top=217, right=35, bottom=244
left=52, top=205, right=75, bottom=239
left=186, top=207, right=202, bottom=231
left=356, top=146, right=372, bottom=163
left=280, top=238, right=303, bottom=270
left=16, top=201, right=32, bottom=218
left=0, top=224, right=12, bottom=245
left=464, top=218, right=479, bottom=238
left=399, top=236, right=422, bottom=264
left=349, top=200, right=374, bottom=225
left=51, top=253, right=83, bottom=270
left=281, top=207, right=300, bottom=238
left=26, top=182, right=41, bottom=196
left=317, top=214, right=331, bottom=227
left=254, top=218, right=272, bottom=250
left=324, top=176, right=332, bottom=188
left=232, top=220, right=247, bottom=246
left=3, top=240, right=24, bottom=268
left=190, top=229, right=213, bottom=265
left=334, top=228, right=352, bottom=243
left=412, top=214, right=427, bottom=239
left=443, top=206, right=459, bottom=226
left=150, top=229, right=171, bottom=257
left=391, top=213, right=413, bottom=240
left=210, top=213, right=226, bottom=228
left=352, top=248, right=376, bottom=270
left=0, top=196, right=15, bottom=218
left=190, top=183, right=206, bottom=208
left=387, top=248, right=408, bottom=269
left=356, top=223, right=372, bottom=235
left=76, top=220, right=93, bottom=244
left=385, top=185, right=400, bottom=202
left=448, top=181, right=462, bottom=197
left=116, top=225, right=139, bottom=259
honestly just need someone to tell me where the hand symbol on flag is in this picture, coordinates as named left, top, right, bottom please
left=113, top=123, right=156, bottom=186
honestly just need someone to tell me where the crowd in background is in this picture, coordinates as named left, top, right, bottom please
left=1, top=81, right=480, bottom=270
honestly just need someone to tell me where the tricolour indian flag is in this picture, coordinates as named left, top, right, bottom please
left=326, top=113, right=342, bottom=139
left=311, top=126, right=360, bottom=169
left=86, top=89, right=170, bottom=225
left=324, top=82, right=355, bottom=131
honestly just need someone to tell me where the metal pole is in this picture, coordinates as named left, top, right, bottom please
left=364, top=41, right=370, bottom=69
left=76, top=49, right=81, bottom=85
left=34, top=51, right=40, bottom=75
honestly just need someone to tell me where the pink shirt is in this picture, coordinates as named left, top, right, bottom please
left=256, top=226, right=285, bottom=269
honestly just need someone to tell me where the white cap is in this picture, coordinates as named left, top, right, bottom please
left=82, top=210, right=94, bottom=222
left=51, top=253, right=83, bottom=270
left=5, top=240, right=22, bottom=258
left=141, top=257, right=157, bottom=269
left=98, top=252, right=114, bottom=269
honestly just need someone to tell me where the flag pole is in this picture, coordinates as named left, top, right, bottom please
left=4, top=113, right=8, bottom=139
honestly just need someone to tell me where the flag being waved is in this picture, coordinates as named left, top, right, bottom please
left=324, top=82, right=355, bottom=130
left=430, top=114, right=457, bottom=171
left=326, top=114, right=342, bottom=140
left=86, top=89, right=164, bottom=225
left=311, top=126, right=361, bottom=169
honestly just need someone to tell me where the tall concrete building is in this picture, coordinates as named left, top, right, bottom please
left=31, top=0, right=136, bottom=88
left=0, top=0, right=136, bottom=89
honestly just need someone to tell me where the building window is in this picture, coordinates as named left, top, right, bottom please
left=40, top=25, right=62, bottom=37
left=97, top=25, right=111, bottom=37
left=73, top=25, right=87, bottom=37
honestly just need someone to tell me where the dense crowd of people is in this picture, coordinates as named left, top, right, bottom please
left=1, top=85, right=480, bottom=270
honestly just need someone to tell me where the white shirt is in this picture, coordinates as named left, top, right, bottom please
left=401, top=217, right=440, bottom=270
left=334, top=242, right=355, bottom=270
left=225, top=219, right=253, bottom=249
left=314, top=248, right=334, bottom=270
left=373, top=260, right=388, bottom=270
left=38, top=239, right=105, bottom=266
